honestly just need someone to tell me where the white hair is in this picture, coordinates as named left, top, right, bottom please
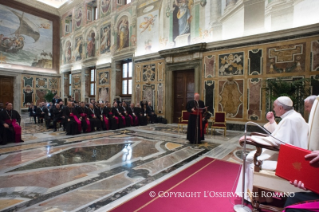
left=304, top=95, right=317, bottom=105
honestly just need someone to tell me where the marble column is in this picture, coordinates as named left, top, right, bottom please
left=60, top=73, right=65, bottom=100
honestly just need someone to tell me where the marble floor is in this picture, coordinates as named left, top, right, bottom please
left=0, top=114, right=254, bottom=212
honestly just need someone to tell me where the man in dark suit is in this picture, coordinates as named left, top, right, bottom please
left=36, top=102, right=46, bottom=124
left=52, top=103, right=65, bottom=132
left=28, top=103, right=37, bottom=124
left=147, top=102, right=157, bottom=124
left=52, top=95, right=62, bottom=105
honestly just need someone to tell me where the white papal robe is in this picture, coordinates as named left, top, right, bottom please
left=235, top=109, right=309, bottom=200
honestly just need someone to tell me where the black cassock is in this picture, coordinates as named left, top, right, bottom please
left=87, top=108, right=102, bottom=131
left=119, top=106, right=131, bottom=127
left=77, top=107, right=90, bottom=133
left=105, top=107, right=118, bottom=130
left=0, top=109, right=22, bottom=145
left=136, top=107, right=147, bottom=126
left=186, top=100, right=206, bottom=144
left=112, top=107, right=125, bottom=128
left=63, top=107, right=80, bottom=135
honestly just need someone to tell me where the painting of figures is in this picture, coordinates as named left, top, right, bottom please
left=74, top=6, right=83, bottom=30
left=86, top=30, right=96, bottom=58
left=73, top=36, right=83, bottom=61
left=0, top=4, right=53, bottom=68
left=137, top=10, right=159, bottom=54
left=172, top=0, right=193, bottom=45
left=64, top=41, right=72, bottom=63
left=117, top=16, right=129, bottom=51
left=100, top=0, right=111, bottom=18
left=100, top=24, right=111, bottom=54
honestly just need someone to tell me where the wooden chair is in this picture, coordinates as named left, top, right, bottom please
left=211, top=112, right=226, bottom=136
left=177, top=110, right=190, bottom=133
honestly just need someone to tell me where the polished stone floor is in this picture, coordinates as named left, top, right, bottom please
left=0, top=114, right=252, bottom=211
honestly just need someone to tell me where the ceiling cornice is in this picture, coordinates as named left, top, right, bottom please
left=12, top=0, right=60, bottom=16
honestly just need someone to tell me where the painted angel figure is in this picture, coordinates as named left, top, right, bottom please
left=139, top=14, right=157, bottom=33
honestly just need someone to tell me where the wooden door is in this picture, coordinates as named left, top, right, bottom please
left=173, top=70, right=194, bottom=123
left=0, top=77, right=14, bottom=107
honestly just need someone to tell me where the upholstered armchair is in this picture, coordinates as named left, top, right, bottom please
left=177, top=110, right=190, bottom=133
left=211, top=111, right=226, bottom=136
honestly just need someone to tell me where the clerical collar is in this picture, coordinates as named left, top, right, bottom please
left=281, top=109, right=294, bottom=119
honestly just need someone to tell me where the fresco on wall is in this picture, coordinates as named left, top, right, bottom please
left=74, top=6, right=83, bottom=30
left=311, top=40, right=319, bottom=71
left=137, top=10, right=159, bottom=54
left=100, top=24, right=111, bottom=54
left=86, top=30, right=96, bottom=57
left=172, top=0, right=193, bottom=45
left=0, top=4, right=53, bottom=68
left=117, top=16, right=129, bottom=51
left=267, top=43, right=305, bottom=74
left=73, top=36, right=83, bottom=61
left=100, top=0, right=111, bottom=17
left=64, top=41, right=72, bottom=63
left=98, top=71, right=109, bottom=85
left=98, top=87, right=109, bottom=102
left=219, top=52, right=244, bottom=76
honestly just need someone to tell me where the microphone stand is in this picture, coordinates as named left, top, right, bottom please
left=234, top=121, right=284, bottom=212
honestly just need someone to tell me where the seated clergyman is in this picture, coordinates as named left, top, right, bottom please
left=0, top=103, right=24, bottom=145
left=235, top=96, right=309, bottom=200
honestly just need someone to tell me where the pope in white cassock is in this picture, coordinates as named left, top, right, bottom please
left=235, top=96, right=309, bottom=200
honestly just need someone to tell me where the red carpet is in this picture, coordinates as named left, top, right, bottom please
left=111, top=157, right=246, bottom=212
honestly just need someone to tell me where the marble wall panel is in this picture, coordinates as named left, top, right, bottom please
left=204, top=55, right=215, bottom=78
left=218, top=80, right=243, bottom=118
left=311, top=75, right=319, bottom=95
left=142, top=64, right=156, bottom=82
left=218, top=52, right=244, bottom=76
left=266, top=43, right=306, bottom=74
left=134, top=60, right=165, bottom=115
left=204, top=80, right=215, bottom=114
left=247, top=78, right=262, bottom=120
left=248, top=49, right=262, bottom=75
left=311, top=40, right=319, bottom=71
left=21, top=75, right=60, bottom=108
left=96, top=68, right=111, bottom=103
left=142, top=84, right=155, bottom=106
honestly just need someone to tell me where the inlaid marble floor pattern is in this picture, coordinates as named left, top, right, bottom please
left=0, top=115, right=246, bottom=211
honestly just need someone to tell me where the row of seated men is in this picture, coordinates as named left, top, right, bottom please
left=28, top=100, right=157, bottom=135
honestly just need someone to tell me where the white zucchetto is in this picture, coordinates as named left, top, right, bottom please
left=277, top=96, right=293, bottom=107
